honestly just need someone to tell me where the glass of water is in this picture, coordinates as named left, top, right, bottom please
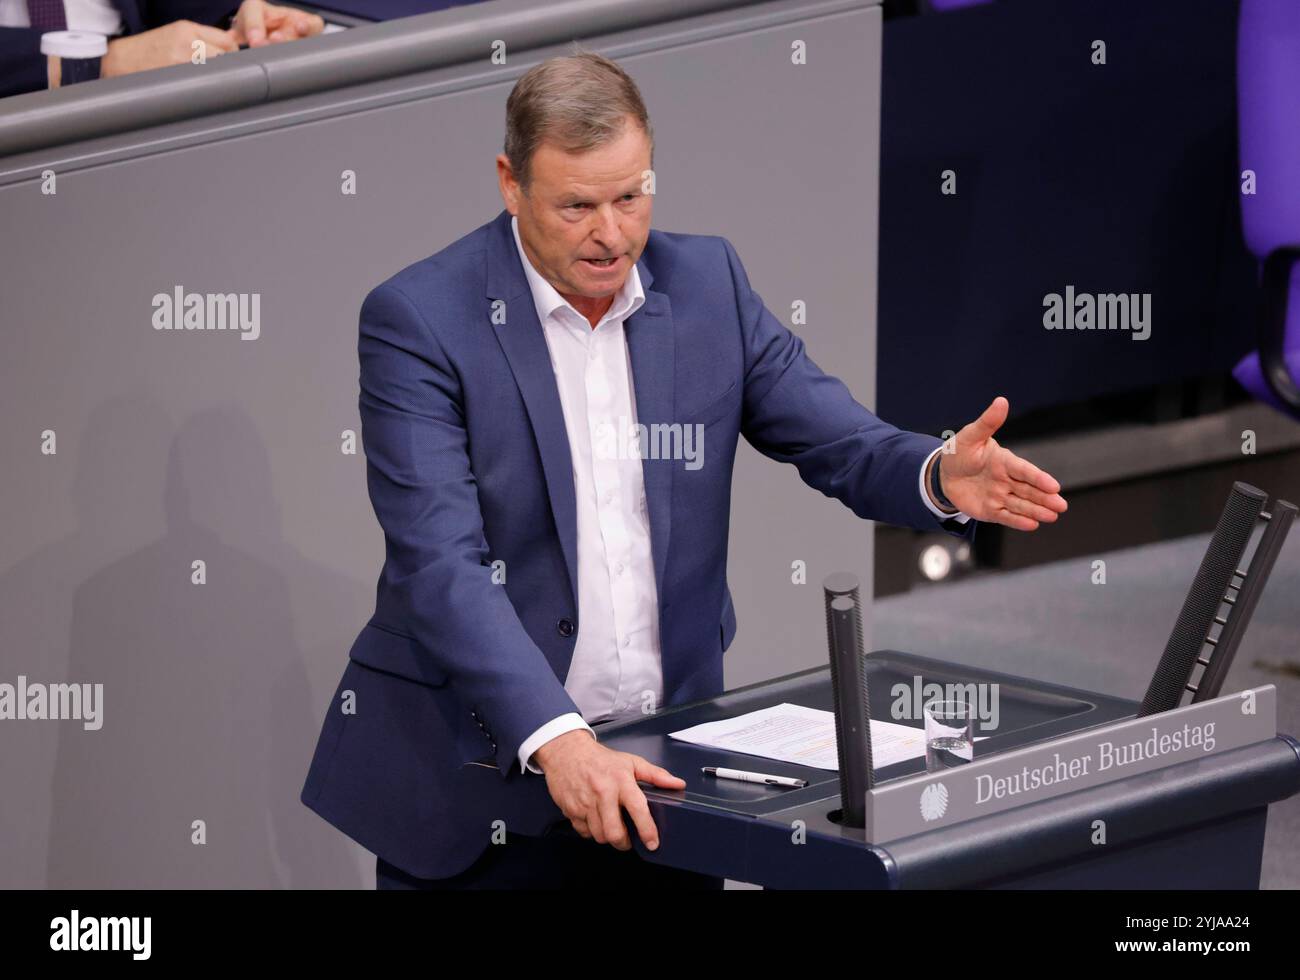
left=924, top=699, right=975, bottom=771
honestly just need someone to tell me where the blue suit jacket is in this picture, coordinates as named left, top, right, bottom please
left=300, top=208, right=978, bottom=879
left=0, top=1, right=241, bottom=99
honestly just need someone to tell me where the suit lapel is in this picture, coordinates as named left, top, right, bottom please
left=624, top=291, right=675, bottom=605
left=484, top=209, right=675, bottom=611
left=114, top=0, right=145, bottom=35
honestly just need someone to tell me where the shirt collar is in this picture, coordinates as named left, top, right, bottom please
left=511, top=214, right=644, bottom=328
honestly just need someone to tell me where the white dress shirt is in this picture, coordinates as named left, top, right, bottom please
left=510, top=215, right=968, bottom=773
left=0, top=0, right=124, bottom=34
left=511, top=215, right=662, bottom=774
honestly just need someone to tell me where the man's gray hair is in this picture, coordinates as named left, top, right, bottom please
left=504, top=45, right=654, bottom=194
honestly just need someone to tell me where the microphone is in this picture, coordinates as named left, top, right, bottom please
left=823, top=572, right=873, bottom=828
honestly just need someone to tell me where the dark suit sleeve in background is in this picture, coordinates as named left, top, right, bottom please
left=0, top=27, right=50, bottom=99
left=140, top=1, right=243, bottom=30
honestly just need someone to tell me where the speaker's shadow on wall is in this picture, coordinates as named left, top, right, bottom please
left=41, top=400, right=365, bottom=887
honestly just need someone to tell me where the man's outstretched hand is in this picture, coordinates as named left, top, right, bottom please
left=533, top=730, right=685, bottom=852
left=936, top=396, right=1067, bottom=531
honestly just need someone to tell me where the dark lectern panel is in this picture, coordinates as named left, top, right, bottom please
left=596, top=651, right=1138, bottom=818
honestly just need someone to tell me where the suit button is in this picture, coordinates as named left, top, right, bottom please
left=557, top=618, right=575, bottom=637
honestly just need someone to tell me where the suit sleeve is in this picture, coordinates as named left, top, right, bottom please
left=0, top=27, right=49, bottom=100
left=358, top=282, right=583, bottom=777
left=141, top=1, right=243, bottom=29
left=722, top=237, right=976, bottom=542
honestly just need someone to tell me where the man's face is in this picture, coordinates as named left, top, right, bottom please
left=498, top=118, right=653, bottom=319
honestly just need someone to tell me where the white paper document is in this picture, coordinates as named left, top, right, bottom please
left=668, top=702, right=983, bottom=771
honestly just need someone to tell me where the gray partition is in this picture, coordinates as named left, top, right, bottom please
left=0, top=0, right=884, bottom=886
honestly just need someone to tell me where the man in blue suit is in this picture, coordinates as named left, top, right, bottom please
left=301, top=50, right=1067, bottom=889
left=0, top=0, right=322, bottom=98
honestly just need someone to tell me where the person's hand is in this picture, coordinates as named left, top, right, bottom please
left=100, top=21, right=239, bottom=78
left=935, top=396, right=1068, bottom=531
left=534, top=729, right=685, bottom=852
left=230, top=1, right=325, bottom=47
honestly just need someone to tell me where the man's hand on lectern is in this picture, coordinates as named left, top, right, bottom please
left=533, top=730, right=685, bottom=852
left=935, top=396, right=1068, bottom=531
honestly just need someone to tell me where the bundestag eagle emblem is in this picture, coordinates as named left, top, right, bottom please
left=919, top=782, right=949, bottom=822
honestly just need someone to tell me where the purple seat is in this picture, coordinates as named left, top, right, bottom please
left=1233, top=0, right=1300, bottom=419
left=926, top=0, right=993, bottom=10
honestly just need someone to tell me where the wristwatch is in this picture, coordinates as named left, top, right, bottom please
left=930, top=452, right=958, bottom=514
